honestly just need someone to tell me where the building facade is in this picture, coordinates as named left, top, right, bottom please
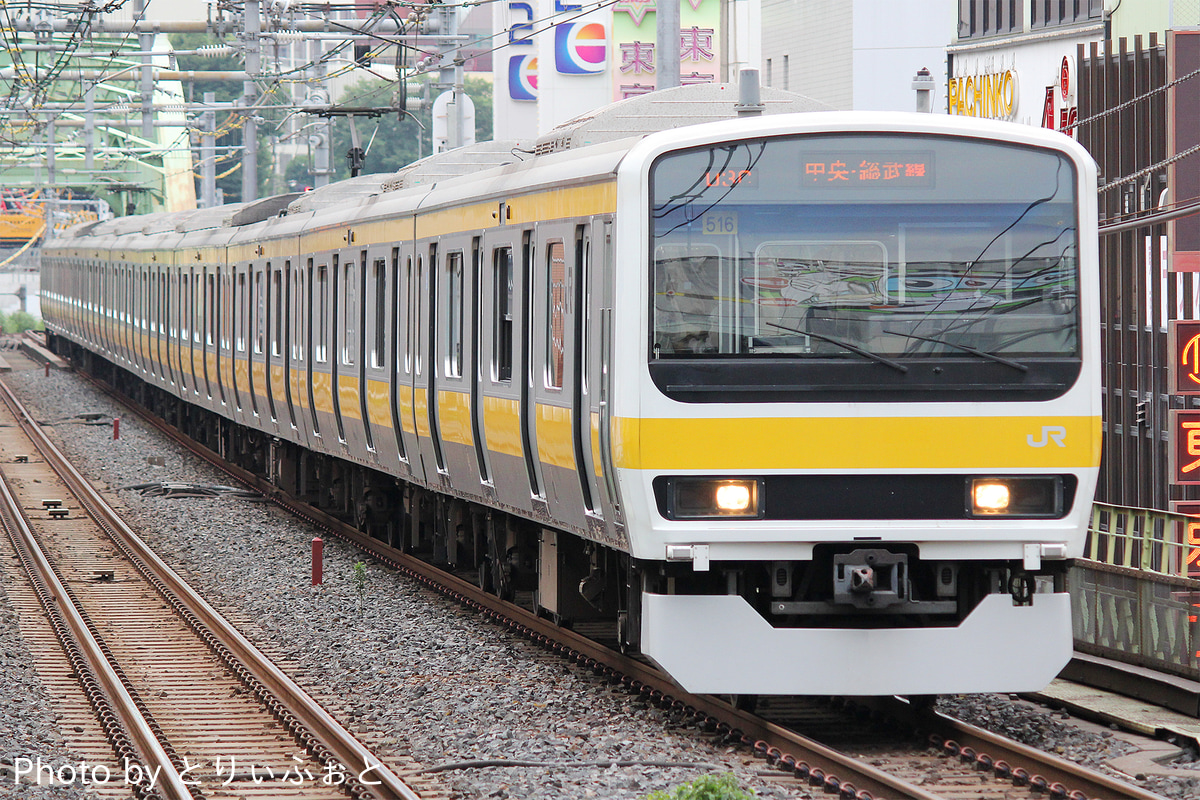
left=758, top=0, right=957, bottom=111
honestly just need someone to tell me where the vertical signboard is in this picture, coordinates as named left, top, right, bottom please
left=1170, top=410, right=1200, bottom=485
left=1172, top=500, right=1200, bottom=579
left=1168, top=323, right=1200, bottom=577
left=494, top=0, right=541, bottom=140
left=535, top=0, right=612, bottom=133
left=1169, top=320, right=1200, bottom=394
left=611, top=0, right=721, bottom=101
left=1170, top=30, right=1200, bottom=271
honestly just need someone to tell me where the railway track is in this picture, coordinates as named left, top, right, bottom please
left=22, top=359, right=1175, bottom=800
left=0, top=373, right=423, bottom=800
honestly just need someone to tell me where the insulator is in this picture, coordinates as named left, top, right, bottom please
left=197, top=44, right=235, bottom=57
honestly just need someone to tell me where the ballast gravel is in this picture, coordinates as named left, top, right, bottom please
left=0, top=577, right=91, bottom=800
left=1, top=366, right=804, bottom=800
left=0, top=363, right=1194, bottom=800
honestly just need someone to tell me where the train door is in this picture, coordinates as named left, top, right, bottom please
left=591, top=218, right=621, bottom=525
left=477, top=237, right=526, bottom=511
left=161, top=267, right=173, bottom=386
left=147, top=265, right=157, bottom=380
left=331, top=253, right=348, bottom=444
left=251, top=263, right=265, bottom=420
left=359, top=248, right=375, bottom=454
left=519, top=230, right=546, bottom=505
left=425, top=244, right=447, bottom=477
left=572, top=224, right=601, bottom=518
left=284, top=260, right=301, bottom=431
left=205, top=266, right=217, bottom=402
left=469, top=237, right=491, bottom=488
left=246, top=263, right=260, bottom=417
left=164, top=266, right=177, bottom=389
left=232, top=265, right=246, bottom=413
left=139, top=265, right=150, bottom=377
left=216, top=263, right=229, bottom=407
left=530, top=227, right=588, bottom=528
left=97, top=263, right=110, bottom=358
left=173, top=268, right=187, bottom=393
left=397, top=247, right=420, bottom=481
left=142, top=265, right=152, bottom=376
left=187, top=268, right=199, bottom=396
left=309, top=258, right=326, bottom=440
left=268, top=262, right=283, bottom=426
left=155, top=266, right=165, bottom=384
left=431, top=242, right=479, bottom=490
left=83, top=262, right=95, bottom=349
left=146, top=266, right=154, bottom=379
left=388, top=246, right=411, bottom=476
left=408, top=248, right=436, bottom=484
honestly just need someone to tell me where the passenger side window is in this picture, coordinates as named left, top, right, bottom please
left=446, top=251, right=464, bottom=378
left=545, top=240, right=566, bottom=390
left=316, top=263, right=329, bottom=363
left=373, top=258, right=386, bottom=369
left=493, top=247, right=513, bottom=383
left=342, top=259, right=356, bottom=366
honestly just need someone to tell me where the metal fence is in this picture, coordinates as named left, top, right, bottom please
left=1073, top=502, right=1200, bottom=679
left=1077, top=36, right=1179, bottom=511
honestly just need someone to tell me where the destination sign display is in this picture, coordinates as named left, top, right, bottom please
left=800, top=153, right=935, bottom=188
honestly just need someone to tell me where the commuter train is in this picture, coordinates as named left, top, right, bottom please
left=40, top=86, right=1101, bottom=696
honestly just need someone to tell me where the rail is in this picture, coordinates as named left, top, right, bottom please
left=0, top=377, right=422, bottom=800
left=1073, top=502, right=1200, bottom=681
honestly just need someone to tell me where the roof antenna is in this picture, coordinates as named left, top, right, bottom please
left=736, top=69, right=764, bottom=117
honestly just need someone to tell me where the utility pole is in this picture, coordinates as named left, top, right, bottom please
left=84, top=83, right=95, bottom=172
left=656, top=0, right=680, bottom=89
left=136, top=0, right=154, bottom=142
left=201, top=92, right=217, bottom=208
left=449, top=4, right=464, bottom=151
left=242, top=0, right=260, bottom=202
left=308, top=34, right=331, bottom=189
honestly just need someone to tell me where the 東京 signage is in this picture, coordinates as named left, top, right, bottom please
left=1168, top=321, right=1200, bottom=486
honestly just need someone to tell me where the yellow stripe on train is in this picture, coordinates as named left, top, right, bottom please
left=613, top=415, right=1102, bottom=471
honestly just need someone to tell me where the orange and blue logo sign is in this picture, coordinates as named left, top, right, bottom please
left=508, top=54, right=538, bottom=100
left=555, top=21, right=607, bottom=74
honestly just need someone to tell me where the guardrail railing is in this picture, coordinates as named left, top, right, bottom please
left=1072, top=502, right=1200, bottom=679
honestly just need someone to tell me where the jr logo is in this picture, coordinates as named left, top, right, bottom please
left=1027, top=425, right=1067, bottom=448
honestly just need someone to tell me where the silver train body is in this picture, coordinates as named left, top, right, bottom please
left=42, top=107, right=1101, bottom=696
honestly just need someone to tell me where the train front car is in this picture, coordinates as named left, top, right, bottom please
left=613, top=113, right=1100, bottom=696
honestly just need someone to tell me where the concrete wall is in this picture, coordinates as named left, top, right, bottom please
left=761, top=0, right=852, bottom=108
left=760, top=0, right=955, bottom=111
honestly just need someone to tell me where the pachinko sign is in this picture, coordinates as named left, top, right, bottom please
left=947, top=68, right=1017, bottom=121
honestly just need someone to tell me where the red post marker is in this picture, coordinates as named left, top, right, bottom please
left=113, top=418, right=120, bottom=440
left=311, top=537, right=324, bottom=585
left=43, top=363, right=49, bottom=377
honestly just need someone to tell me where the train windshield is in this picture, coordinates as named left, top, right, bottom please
left=648, top=133, right=1082, bottom=402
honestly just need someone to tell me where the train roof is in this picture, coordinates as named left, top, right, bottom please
left=53, top=81, right=831, bottom=245
left=532, top=82, right=830, bottom=155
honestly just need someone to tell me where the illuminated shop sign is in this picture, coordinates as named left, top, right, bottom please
left=1171, top=410, right=1200, bottom=485
left=1169, top=320, right=1200, bottom=394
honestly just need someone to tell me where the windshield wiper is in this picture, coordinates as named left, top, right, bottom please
left=766, top=322, right=908, bottom=373
left=884, top=329, right=1028, bottom=372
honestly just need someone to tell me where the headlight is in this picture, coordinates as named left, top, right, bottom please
left=668, top=478, right=762, bottom=519
left=968, top=477, right=1063, bottom=518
